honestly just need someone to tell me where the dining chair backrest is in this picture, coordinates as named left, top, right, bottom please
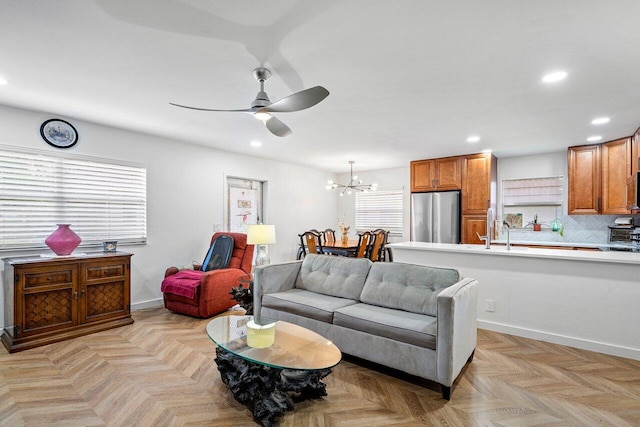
left=298, top=230, right=323, bottom=258
left=355, top=231, right=373, bottom=258
left=322, top=229, right=336, bottom=246
left=369, top=229, right=389, bottom=261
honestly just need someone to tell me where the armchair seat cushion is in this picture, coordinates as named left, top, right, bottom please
left=161, top=270, right=203, bottom=299
left=334, top=303, right=437, bottom=349
left=262, top=289, right=357, bottom=323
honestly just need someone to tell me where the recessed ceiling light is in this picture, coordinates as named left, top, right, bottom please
left=591, top=117, right=610, bottom=125
left=466, top=136, right=480, bottom=143
left=542, top=71, right=568, bottom=83
left=587, top=136, right=602, bottom=142
left=0, top=75, right=8, bottom=85
left=250, top=140, right=262, bottom=147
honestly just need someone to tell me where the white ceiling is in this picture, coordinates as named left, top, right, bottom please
left=2, top=1, right=640, bottom=174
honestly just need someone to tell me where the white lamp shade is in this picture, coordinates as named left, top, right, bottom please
left=246, top=224, right=277, bottom=245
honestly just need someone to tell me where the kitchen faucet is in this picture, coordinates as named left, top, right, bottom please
left=503, top=220, right=511, bottom=250
left=476, top=208, right=492, bottom=249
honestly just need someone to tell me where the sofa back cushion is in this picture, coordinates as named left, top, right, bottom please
left=360, top=262, right=460, bottom=316
left=296, top=254, right=372, bottom=300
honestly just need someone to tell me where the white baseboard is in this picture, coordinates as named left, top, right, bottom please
left=131, top=298, right=164, bottom=311
left=478, top=320, right=640, bottom=362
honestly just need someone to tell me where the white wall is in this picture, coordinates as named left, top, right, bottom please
left=0, top=105, right=337, bottom=326
left=335, top=166, right=410, bottom=242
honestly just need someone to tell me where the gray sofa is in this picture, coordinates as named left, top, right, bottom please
left=253, top=254, right=478, bottom=399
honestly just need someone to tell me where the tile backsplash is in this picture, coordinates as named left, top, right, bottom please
left=498, top=214, right=640, bottom=244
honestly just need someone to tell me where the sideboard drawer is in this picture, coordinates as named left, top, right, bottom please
left=24, top=267, right=74, bottom=289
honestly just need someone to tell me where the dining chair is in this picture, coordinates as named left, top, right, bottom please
left=368, top=229, right=386, bottom=261
left=322, top=229, right=336, bottom=246
left=355, top=231, right=373, bottom=258
left=297, top=230, right=324, bottom=259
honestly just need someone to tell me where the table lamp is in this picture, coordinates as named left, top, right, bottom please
left=247, top=224, right=276, bottom=267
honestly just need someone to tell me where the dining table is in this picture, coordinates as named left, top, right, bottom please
left=321, top=239, right=359, bottom=257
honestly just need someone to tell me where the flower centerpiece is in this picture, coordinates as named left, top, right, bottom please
left=338, top=219, right=350, bottom=244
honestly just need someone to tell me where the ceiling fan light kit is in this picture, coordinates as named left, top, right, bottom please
left=327, top=161, right=377, bottom=196
left=170, top=67, right=329, bottom=137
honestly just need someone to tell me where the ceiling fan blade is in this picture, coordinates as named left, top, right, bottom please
left=169, top=103, right=255, bottom=113
left=259, top=86, right=329, bottom=113
left=265, top=116, right=292, bottom=137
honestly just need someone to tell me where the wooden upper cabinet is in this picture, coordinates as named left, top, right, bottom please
left=461, top=153, right=497, bottom=215
left=411, top=159, right=436, bottom=191
left=602, top=138, right=631, bottom=214
left=568, top=139, right=631, bottom=215
left=410, top=156, right=461, bottom=192
left=568, top=144, right=601, bottom=215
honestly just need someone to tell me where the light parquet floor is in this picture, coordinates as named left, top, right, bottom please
left=1, top=307, right=639, bottom=426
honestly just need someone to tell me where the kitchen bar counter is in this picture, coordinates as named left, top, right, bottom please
left=386, top=242, right=640, bottom=265
left=491, top=239, right=639, bottom=251
left=387, top=241, right=640, bottom=361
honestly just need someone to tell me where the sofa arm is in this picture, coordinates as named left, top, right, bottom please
left=253, top=260, right=302, bottom=316
left=436, top=277, right=478, bottom=388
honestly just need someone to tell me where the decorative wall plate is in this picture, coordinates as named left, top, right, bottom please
left=40, top=119, right=78, bottom=148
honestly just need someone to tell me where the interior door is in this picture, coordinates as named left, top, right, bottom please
left=226, top=177, right=265, bottom=232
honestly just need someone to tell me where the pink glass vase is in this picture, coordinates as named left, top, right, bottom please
left=45, top=224, right=82, bottom=255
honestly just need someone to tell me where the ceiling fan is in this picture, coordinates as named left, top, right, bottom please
left=170, top=67, right=329, bottom=137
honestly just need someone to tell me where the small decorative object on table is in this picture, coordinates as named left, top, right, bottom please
left=103, top=240, right=118, bottom=252
left=338, top=219, right=350, bottom=244
left=246, top=319, right=276, bottom=348
left=45, top=224, right=82, bottom=255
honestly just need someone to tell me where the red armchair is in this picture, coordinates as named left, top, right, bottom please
left=162, top=232, right=254, bottom=318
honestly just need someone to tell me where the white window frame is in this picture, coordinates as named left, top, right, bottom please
left=0, top=147, right=147, bottom=251
left=355, top=187, right=403, bottom=236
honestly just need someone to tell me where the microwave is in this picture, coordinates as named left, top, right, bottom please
left=628, top=171, right=640, bottom=211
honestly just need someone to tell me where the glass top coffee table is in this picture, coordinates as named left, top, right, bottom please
left=207, top=315, right=341, bottom=427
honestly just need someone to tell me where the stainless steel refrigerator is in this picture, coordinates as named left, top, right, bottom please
left=411, top=191, right=460, bottom=243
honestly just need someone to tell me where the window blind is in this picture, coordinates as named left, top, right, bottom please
left=0, top=148, right=147, bottom=250
left=355, top=188, right=403, bottom=236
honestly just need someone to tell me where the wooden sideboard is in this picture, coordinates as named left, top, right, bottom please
left=2, top=252, right=133, bottom=353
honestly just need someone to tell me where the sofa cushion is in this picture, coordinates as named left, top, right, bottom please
left=262, top=288, right=358, bottom=323
left=295, top=254, right=372, bottom=300
left=360, top=262, right=460, bottom=316
left=334, top=303, right=437, bottom=350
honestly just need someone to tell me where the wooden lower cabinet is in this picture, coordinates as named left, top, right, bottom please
left=2, top=252, right=133, bottom=353
left=462, top=215, right=487, bottom=244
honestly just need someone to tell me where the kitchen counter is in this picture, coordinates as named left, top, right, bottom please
left=491, top=239, right=638, bottom=250
left=386, top=241, right=640, bottom=264
left=491, top=239, right=600, bottom=248
left=387, top=241, right=640, bottom=362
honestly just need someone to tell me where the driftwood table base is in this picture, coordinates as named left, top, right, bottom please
left=215, top=347, right=331, bottom=427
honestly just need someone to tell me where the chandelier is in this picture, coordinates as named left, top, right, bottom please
left=326, top=161, right=377, bottom=196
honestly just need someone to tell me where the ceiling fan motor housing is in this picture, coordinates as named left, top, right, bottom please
left=251, top=91, right=271, bottom=108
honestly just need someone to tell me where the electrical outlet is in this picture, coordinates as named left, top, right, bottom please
left=485, top=299, right=495, bottom=312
